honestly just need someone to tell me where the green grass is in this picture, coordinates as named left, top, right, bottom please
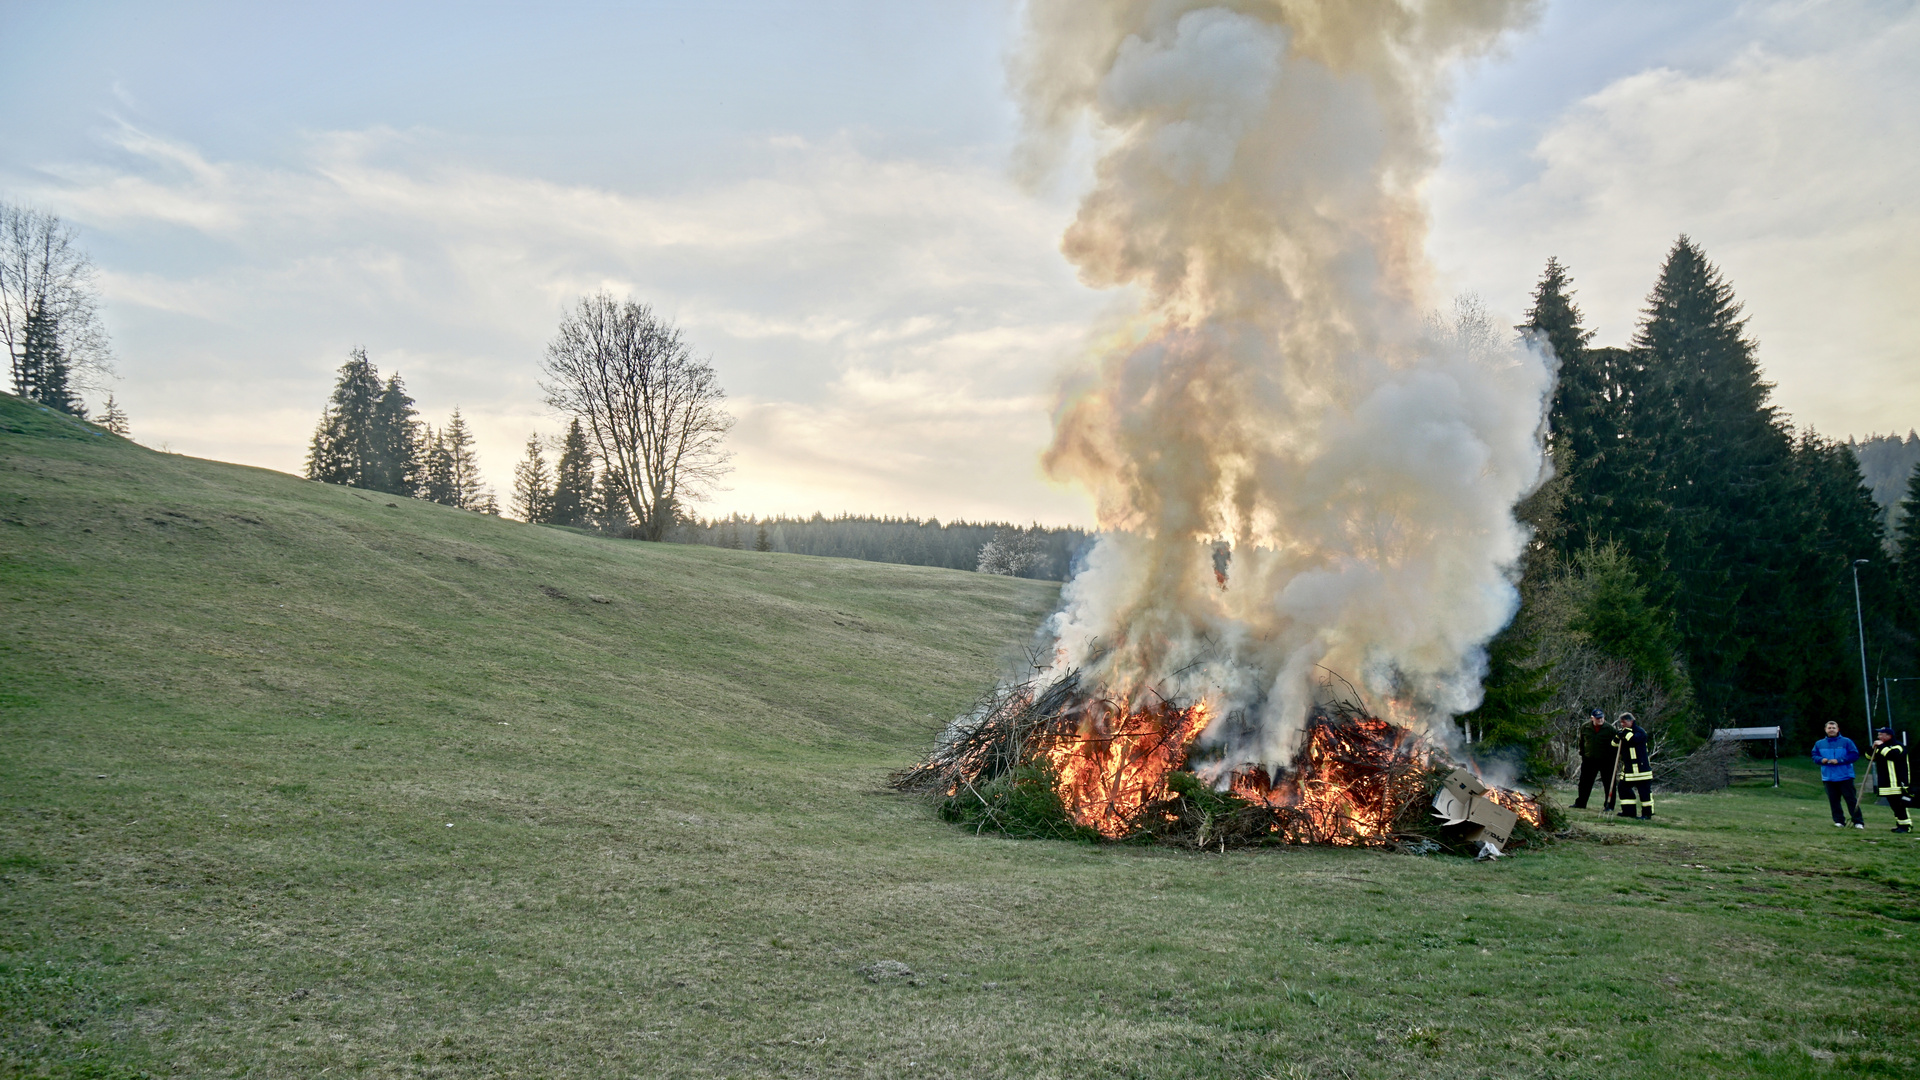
left=2, top=390, right=1916, bottom=1078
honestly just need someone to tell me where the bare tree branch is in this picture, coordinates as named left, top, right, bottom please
left=0, top=204, right=114, bottom=403
left=539, top=294, right=733, bottom=540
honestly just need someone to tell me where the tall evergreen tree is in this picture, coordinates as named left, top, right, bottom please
left=1629, top=237, right=1796, bottom=725
left=1899, top=464, right=1920, bottom=602
left=1526, top=258, right=1597, bottom=453
left=511, top=435, right=554, bottom=522
left=414, top=409, right=489, bottom=512
left=441, top=409, right=486, bottom=510
left=17, top=305, right=84, bottom=416
left=549, top=419, right=595, bottom=528
left=1890, top=464, right=1920, bottom=699
left=305, top=349, right=383, bottom=487
left=591, top=466, right=632, bottom=534
left=1523, top=259, right=1668, bottom=581
left=420, top=425, right=456, bottom=506
left=369, top=373, right=421, bottom=496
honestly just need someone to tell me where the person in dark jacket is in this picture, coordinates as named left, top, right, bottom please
left=1812, top=720, right=1864, bottom=829
left=1868, top=728, right=1912, bottom=834
left=1572, top=707, right=1616, bottom=809
left=1613, top=712, right=1653, bottom=819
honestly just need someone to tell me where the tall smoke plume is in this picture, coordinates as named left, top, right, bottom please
left=1016, top=0, right=1553, bottom=768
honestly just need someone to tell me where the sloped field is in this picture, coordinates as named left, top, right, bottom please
left=2, top=393, right=1914, bottom=1079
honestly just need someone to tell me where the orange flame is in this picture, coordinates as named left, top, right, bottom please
left=1480, top=785, right=1545, bottom=829
left=1035, top=702, right=1542, bottom=843
left=1040, top=699, right=1213, bottom=838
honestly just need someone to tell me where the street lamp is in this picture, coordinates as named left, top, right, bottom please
left=1852, top=559, right=1873, bottom=736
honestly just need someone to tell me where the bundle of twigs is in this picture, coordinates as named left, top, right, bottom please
left=888, top=670, right=1089, bottom=797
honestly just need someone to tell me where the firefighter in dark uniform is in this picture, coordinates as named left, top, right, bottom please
left=1572, top=707, right=1616, bottom=809
left=1614, top=712, right=1653, bottom=819
left=1869, top=728, right=1913, bottom=834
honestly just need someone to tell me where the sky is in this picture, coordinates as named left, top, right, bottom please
left=3, top=0, right=1914, bottom=526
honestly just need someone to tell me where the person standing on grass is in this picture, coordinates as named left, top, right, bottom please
left=1572, top=707, right=1616, bottom=809
left=1868, top=728, right=1912, bottom=834
left=1812, top=721, right=1865, bottom=829
left=1613, top=712, right=1653, bottom=819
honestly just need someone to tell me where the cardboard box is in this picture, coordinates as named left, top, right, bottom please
left=1432, top=767, right=1518, bottom=849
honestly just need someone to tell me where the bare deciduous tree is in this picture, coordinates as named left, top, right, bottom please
left=0, top=204, right=113, bottom=411
left=540, top=294, right=733, bottom=541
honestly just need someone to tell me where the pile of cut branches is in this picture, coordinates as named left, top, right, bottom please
left=890, top=670, right=1090, bottom=801
left=891, top=671, right=1522, bottom=851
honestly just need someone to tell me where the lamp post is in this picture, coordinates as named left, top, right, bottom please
left=1852, top=559, right=1873, bottom=736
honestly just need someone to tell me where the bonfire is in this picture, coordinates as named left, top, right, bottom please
left=892, top=671, right=1546, bottom=853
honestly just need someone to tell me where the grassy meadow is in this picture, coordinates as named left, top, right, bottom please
left=2, top=391, right=1916, bottom=1079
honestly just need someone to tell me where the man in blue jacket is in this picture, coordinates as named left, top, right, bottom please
left=1812, top=720, right=1865, bottom=829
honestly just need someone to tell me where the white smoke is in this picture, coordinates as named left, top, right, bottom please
left=1018, top=1, right=1553, bottom=766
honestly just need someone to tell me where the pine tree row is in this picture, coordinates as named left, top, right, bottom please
left=304, top=349, right=498, bottom=514
left=509, top=419, right=634, bottom=532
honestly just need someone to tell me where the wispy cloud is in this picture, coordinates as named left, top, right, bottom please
left=15, top=124, right=1106, bottom=522
left=1430, top=2, right=1920, bottom=437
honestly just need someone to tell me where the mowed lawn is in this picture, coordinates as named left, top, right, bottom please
left=2, top=392, right=1916, bottom=1080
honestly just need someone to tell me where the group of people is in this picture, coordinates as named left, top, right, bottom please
left=1569, top=708, right=1913, bottom=831
left=1571, top=708, right=1655, bottom=818
left=1812, top=721, right=1913, bottom=832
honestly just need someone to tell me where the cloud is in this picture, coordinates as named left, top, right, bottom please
left=14, top=124, right=1107, bottom=522
left=1429, top=2, right=1920, bottom=437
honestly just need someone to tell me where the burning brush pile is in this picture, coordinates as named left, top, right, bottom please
left=899, top=0, right=1570, bottom=858
left=891, top=672, right=1552, bottom=856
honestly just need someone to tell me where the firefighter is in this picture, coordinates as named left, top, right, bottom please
left=1614, top=712, right=1653, bottom=819
left=1869, top=728, right=1912, bottom=834
left=1572, top=707, right=1616, bottom=809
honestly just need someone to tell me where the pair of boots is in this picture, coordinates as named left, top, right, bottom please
left=1618, top=810, right=1652, bottom=820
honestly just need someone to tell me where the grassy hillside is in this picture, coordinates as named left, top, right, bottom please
left=2, top=391, right=1916, bottom=1079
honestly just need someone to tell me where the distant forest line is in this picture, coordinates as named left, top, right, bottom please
left=664, top=514, right=1090, bottom=582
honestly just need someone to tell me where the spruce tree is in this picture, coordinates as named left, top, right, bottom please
left=305, top=349, right=383, bottom=486
left=591, top=467, right=631, bottom=534
left=1630, top=237, right=1795, bottom=725
left=1526, top=258, right=1598, bottom=455
left=98, top=393, right=130, bottom=436
left=1889, top=464, right=1920, bottom=697
left=420, top=426, right=457, bottom=506
left=1774, top=433, right=1891, bottom=740
left=417, top=410, right=487, bottom=511
left=440, top=409, right=484, bottom=510
left=511, top=435, right=554, bottom=522
left=18, top=305, right=84, bottom=416
left=369, top=373, right=421, bottom=496
left=1524, top=259, right=1667, bottom=579
left=549, top=419, right=595, bottom=528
